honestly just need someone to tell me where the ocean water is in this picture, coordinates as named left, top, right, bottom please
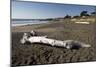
left=11, top=20, right=49, bottom=26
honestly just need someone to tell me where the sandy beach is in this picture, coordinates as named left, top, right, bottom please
left=11, top=18, right=96, bottom=66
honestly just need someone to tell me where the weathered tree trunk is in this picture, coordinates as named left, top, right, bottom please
left=20, top=33, right=91, bottom=49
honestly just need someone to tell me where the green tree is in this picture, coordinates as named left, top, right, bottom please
left=91, top=12, right=96, bottom=16
left=73, top=15, right=80, bottom=18
left=64, top=14, right=71, bottom=19
left=80, top=11, right=89, bottom=17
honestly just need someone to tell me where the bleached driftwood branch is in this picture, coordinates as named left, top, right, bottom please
left=20, top=30, right=91, bottom=49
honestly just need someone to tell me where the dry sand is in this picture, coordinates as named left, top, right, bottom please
left=11, top=20, right=96, bottom=66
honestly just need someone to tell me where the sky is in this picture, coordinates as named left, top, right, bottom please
left=12, top=0, right=96, bottom=19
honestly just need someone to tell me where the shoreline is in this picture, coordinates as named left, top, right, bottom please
left=11, top=20, right=53, bottom=27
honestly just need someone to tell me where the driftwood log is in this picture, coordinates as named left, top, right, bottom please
left=20, top=31, right=91, bottom=49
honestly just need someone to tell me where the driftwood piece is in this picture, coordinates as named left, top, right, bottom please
left=20, top=31, right=91, bottom=49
